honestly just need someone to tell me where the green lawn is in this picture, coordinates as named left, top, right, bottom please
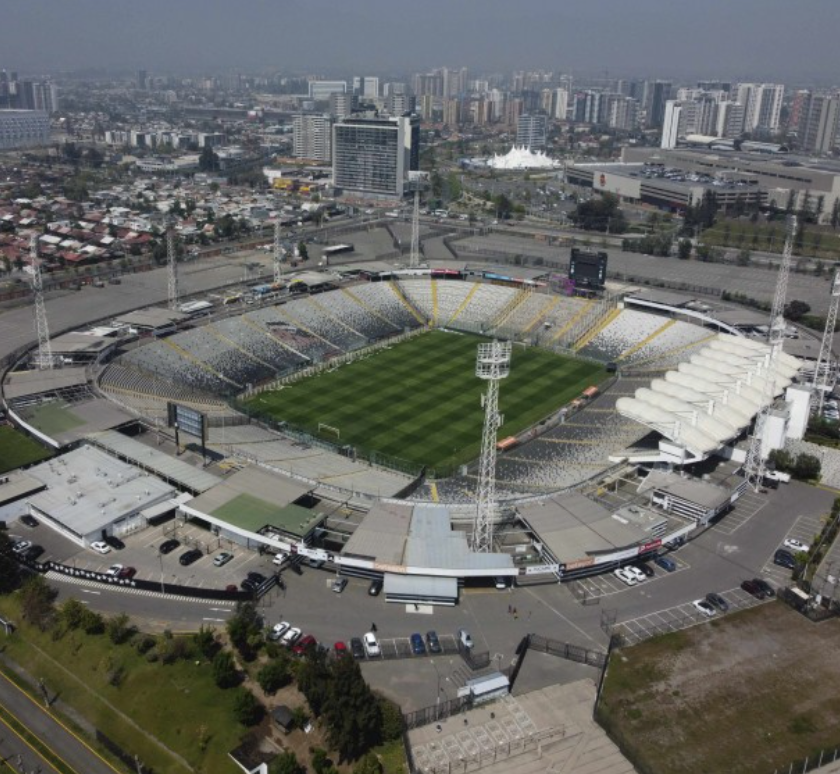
left=702, top=217, right=840, bottom=260
left=20, top=402, right=85, bottom=435
left=243, top=331, right=605, bottom=472
left=0, top=596, right=242, bottom=774
left=0, top=425, right=52, bottom=474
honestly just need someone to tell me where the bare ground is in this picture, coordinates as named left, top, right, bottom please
left=598, top=602, right=840, bottom=774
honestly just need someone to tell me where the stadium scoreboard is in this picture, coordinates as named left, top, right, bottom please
left=167, top=402, right=208, bottom=460
left=569, top=248, right=608, bottom=290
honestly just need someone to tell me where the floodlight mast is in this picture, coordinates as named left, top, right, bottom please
left=409, top=188, right=421, bottom=269
left=743, top=214, right=797, bottom=491
left=472, top=340, right=512, bottom=553
left=812, top=267, right=840, bottom=416
left=166, top=227, right=180, bottom=311
left=273, top=200, right=284, bottom=283
left=30, top=234, right=53, bottom=370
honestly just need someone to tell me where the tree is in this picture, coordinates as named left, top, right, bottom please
left=736, top=249, right=751, bottom=267
left=352, top=753, right=383, bottom=774
left=569, top=193, right=627, bottom=233
left=107, top=613, right=134, bottom=645
left=19, top=575, right=57, bottom=630
left=269, top=751, right=304, bottom=774
left=311, top=748, right=331, bottom=774
left=199, top=145, right=219, bottom=172
left=677, top=239, right=692, bottom=260
left=257, top=658, right=291, bottom=694
left=193, top=625, right=219, bottom=659
left=226, top=602, right=261, bottom=656
left=793, top=453, right=821, bottom=482
left=325, top=655, right=382, bottom=761
left=378, top=696, right=405, bottom=742
left=212, top=650, right=239, bottom=688
left=297, top=241, right=309, bottom=261
left=831, top=199, right=840, bottom=230
left=297, top=647, right=331, bottom=717
left=0, top=532, right=20, bottom=593
left=232, top=688, right=263, bottom=726
left=785, top=300, right=811, bottom=322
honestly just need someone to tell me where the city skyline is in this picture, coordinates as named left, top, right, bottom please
left=3, top=0, right=840, bottom=83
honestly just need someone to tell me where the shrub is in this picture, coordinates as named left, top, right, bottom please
left=212, top=650, right=239, bottom=688
left=232, top=688, right=263, bottom=727
left=257, top=658, right=291, bottom=695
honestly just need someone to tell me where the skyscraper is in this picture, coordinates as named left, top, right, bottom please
left=644, top=80, right=672, bottom=128
left=736, top=83, right=784, bottom=133
left=799, top=94, right=839, bottom=155
left=660, top=101, right=682, bottom=149
left=293, top=113, right=333, bottom=162
left=516, top=113, right=548, bottom=149
left=332, top=114, right=419, bottom=198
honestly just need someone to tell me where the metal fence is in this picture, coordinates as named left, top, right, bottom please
left=526, top=634, right=608, bottom=669
left=771, top=745, right=840, bottom=774
left=403, top=694, right=473, bottom=730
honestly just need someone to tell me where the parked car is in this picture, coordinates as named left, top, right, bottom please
left=106, top=564, right=124, bottom=576
left=22, top=545, right=44, bottom=561
left=653, top=555, right=677, bottom=572
left=90, top=541, right=111, bottom=555
left=281, top=627, right=302, bottom=647
left=458, top=628, right=474, bottom=650
left=289, top=562, right=303, bottom=575
left=410, top=633, right=426, bottom=655
left=363, top=632, right=380, bottom=657
left=774, top=548, right=796, bottom=569
left=368, top=578, right=382, bottom=596
left=350, top=637, right=366, bottom=659
left=332, top=577, right=348, bottom=594
left=634, top=562, right=655, bottom=578
left=705, top=592, right=729, bottom=612
left=692, top=599, right=716, bottom=618
left=783, top=538, right=809, bottom=553
left=334, top=641, right=348, bottom=657
left=306, top=557, right=325, bottom=569
left=613, top=567, right=637, bottom=586
left=741, top=579, right=765, bottom=599
left=624, top=566, right=647, bottom=584
left=117, top=566, right=137, bottom=580
left=494, top=576, right=508, bottom=590
left=159, top=539, right=180, bottom=555
left=272, top=553, right=287, bottom=567
left=104, top=535, right=125, bottom=550
left=426, top=630, right=442, bottom=654
left=292, top=635, right=317, bottom=656
left=20, top=515, right=39, bottom=528
left=269, top=622, right=290, bottom=641
left=247, top=571, right=266, bottom=585
left=11, top=540, right=32, bottom=555
left=213, top=551, right=234, bottom=567
left=179, top=549, right=202, bottom=566
left=752, top=578, right=776, bottom=598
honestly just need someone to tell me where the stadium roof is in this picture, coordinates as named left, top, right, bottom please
left=341, top=502, right=412, bottom=565
left=4, top=368, right=88, bottom=400
left=616, top=333, right=800, bottom=460
left=89, top=430, right=221, bottom=494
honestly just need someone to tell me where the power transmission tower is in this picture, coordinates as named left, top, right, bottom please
left=472, top=340, right=511, bottom=553
left=812, top=267, right=840, bottom=416
left=409, top=188, right=421, bottom=269
left=166, top=228, right=179, bottom=311
left=30, top=235, right=53, bottom=370
left=743, top=215, right=797, bottom=490
left=273, top=211, right=284, bottom=284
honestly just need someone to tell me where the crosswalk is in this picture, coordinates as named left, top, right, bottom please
left=612, top=586, right=769, bottom=646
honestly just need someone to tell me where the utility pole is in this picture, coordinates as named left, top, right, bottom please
left=273, top=201, right=283, bottom=284
left=743, top=215, right=797, bottom=491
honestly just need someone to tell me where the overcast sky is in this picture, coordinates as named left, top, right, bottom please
left=4, top=0, right=840, bottom=84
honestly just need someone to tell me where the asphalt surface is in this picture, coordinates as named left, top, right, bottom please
left=0, top=667, right=118, bottom=774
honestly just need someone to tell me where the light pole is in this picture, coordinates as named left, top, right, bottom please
left=430, top=660, right=442, bottom=719
left=158, top=554, right=165, bottom=594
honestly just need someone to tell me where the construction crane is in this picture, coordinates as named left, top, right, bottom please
left=811, top=267, right=840, bottom=416
left=743, top=214, right=797, bottom=491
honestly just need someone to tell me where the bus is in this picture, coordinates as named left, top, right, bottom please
left=322, top=243, right=355, bottom=258
left=178, top=300, right=214, bottom=317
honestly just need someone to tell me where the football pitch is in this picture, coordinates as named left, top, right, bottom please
left=244, top=331, right=606, bottom=472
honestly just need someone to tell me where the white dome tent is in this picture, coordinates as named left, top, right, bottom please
left=487, top=145, right=559, bottom=170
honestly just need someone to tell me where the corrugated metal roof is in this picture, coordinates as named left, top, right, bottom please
left=384, top=573, right=458, bottom=598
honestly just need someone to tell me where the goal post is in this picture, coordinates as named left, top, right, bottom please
left=318, top=423, right=340, bottom=440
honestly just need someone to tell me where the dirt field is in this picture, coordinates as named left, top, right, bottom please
left=597, top=602, right=840, bottom=774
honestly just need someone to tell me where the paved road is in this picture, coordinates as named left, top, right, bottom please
left=0, top=667, right=118, bottom=774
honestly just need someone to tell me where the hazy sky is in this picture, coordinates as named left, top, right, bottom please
left=4, top=0, right=840, bottom=83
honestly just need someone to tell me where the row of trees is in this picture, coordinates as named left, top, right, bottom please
left=767, top=449, right=822, bottom=482
left=568, top=193, right=628, bottom=233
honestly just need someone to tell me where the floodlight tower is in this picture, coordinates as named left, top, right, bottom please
left=743, top=214, right=797, bottom=490
left=472, top=340, right=512, bottom=553
left=273, top=212, right=283, bottom=284
left=30, top=235, right=53, bottom=370
left=166, top=227, right=179, bottom=311
left=812, top=267, right=840, bottom=416
left=409, top=188, right=421, bottom=269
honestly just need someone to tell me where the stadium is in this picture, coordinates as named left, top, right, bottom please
left=3, top=259, right=808, bottom=599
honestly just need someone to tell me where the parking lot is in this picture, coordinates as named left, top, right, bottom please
left=760, top=510, right=823, bottom=586
left=612, top=585, right=770, bottom=646
left=710, top=489, right=768, bottom=535
left=566, top=553, right=691, bottom=603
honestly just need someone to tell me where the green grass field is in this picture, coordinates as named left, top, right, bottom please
left=20, top=402, right=85, bottom=435
left=0, top=425, right=52, bottom=474
left=244, top=331, right=605, bottom=472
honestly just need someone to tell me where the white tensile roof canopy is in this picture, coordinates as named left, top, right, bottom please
left=616, top=333, right=800, bottom=461
left=487, top=146, right=559, bottom=170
